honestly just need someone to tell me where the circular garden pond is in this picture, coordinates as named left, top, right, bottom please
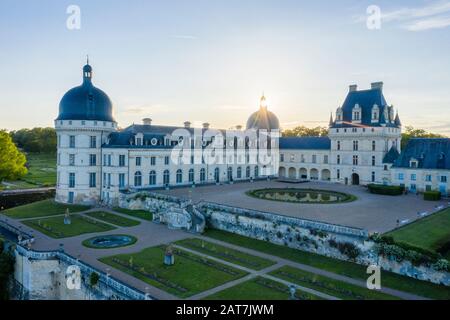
left=246, top=188, right=356, bottom=204
left=82, top=234, right=137, bottom=249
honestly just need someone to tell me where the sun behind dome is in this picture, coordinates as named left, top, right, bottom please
left=246, top=95, right=280, bottom=131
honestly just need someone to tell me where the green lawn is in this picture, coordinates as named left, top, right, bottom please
left=112, top=207, right=153, bottom=221
left=99, top=245, right=248, bottom=298
left=23, top=214, right=115, bottom=238
left=1, top=199, right=89, bottom=219
left=270, top=266, right=399, bottom=300
left=3, top=153, right=56, bottom=189
left=204, top=229, right=450, bottom=300
left=176, top=238, right=276, bottom=270
left=385, top=208, right=450, bottom=254
left=86, top=211, right=140, bottom=227
left=205, top=276, right=323, bottom=300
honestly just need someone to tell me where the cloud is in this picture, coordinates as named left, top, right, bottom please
left=170, top=35, right=198, bottom=40
left=120, top=104, right=170, bottom=115
left=355, top=1, right=450, bottom=31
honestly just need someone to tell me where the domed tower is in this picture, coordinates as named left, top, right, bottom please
left=246, top=95, right=280, bottom=131
left=55, top=59, right=117, bottom=204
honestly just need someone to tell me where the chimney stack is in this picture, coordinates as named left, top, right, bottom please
left=371, top=82, right=383, bottom=91
left=184, top=121, right=191, bottom=129
left=349, top=84, right=358, bottom=92
left=236, top=125, right=243, bottom=130
left=202, top=123, right=210, bottom=129
left=142, top=118, right=152, bottom=125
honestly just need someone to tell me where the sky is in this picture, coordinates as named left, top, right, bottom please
left=0, top=0, right=449, bottom=135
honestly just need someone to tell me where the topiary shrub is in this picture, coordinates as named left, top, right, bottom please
left=368, top=184, right=404, bottom=196
left=424, top=191, right=441, bottom=201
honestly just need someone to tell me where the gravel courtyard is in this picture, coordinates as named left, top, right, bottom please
left=160, top=180, right=448, bottom=233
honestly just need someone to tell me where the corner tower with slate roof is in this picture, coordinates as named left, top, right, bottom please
left=328, top=82, right=402, bottom=185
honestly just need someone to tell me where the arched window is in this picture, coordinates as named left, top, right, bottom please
left=227, top=167, right=233, bottom=181
left=214, top=168, right=220, bottom=183
left=163, top=170, right=170, bottom=185
left=189, top=169, right=194, bottom=183
left=200, top=168, right=206, bottom=182
left=254, top=166, right=259, bottom=178
left=134, top=171, right=142, bottom=187
left=149, top=171, right=156, bottom=185
left=237, top=167, right=242, bottom=179
left=246, top=166, right=251, bottom=178
left=176, top=169, right=183, bottom=184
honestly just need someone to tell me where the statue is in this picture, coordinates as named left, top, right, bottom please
left=164, top=245, right=175, bottom=266
left=64, top=208, right=71, bottom=225
left=288, top=285, right=297, bottom=300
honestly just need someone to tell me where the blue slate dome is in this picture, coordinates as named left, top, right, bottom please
left=57, top=62, right=115, bottom=122
left=246, top=95, right=280, bottom=130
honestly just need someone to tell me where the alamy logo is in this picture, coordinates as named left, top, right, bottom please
left=66, top=5, right=81, bottom=30
left=66, top=265, right=81, bottom=290
left=366, top=265, right=381, bottom=290
left=366, top=5, right=381, bottom=30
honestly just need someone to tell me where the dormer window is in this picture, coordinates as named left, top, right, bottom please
left=336, top=107, right=343, bottom=122
left=371, top=104, right=379, bottom=122
left=352, top=104, right=361, bottom=122
left=135, top=133, right=144, bottom=146
left=410, top=158, right=418, bottom=168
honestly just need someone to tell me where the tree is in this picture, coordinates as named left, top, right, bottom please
left=282, top=126, right=328, bottom=137
left=0, top=130, right=27, bottom=182
left=10, top=127, right=56, bottom=153
left=401, top=126, right=446, bottom=149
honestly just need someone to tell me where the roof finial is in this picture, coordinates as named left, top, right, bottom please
left=86, top=54, right=90, bottom=65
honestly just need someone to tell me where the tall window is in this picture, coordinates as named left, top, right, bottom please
left=188, top=169, right=194, bottom=183
left=353, top=141, right=359, bottom=151
left=337, top=155, right=341, bottom=165
left=136, top=157, right=141, bottom=166
left=149, top=171, right=156, bottom=185
left=254, top=166, right=259, bottom=178
left=69, top=136, right=76, bottom=148
left=323, top=155, right=329, bottom=164
left=150, top=157, right=156, bottom=166
left=371, top=172, right=376, bottom=182
left=89, top=154, right=96, bottom=166
left=237, top=167, right=242, bottom=179
left=119, top=173, right=125, bottom=188
left=372, top=141, right=376, bottom=151
left=69, top=173, right=75, bottom=188
left=134, top=171, right=142, bottom=187
left=246, top=166, right=251, bottom=178
left=280, top=154, right=284, bottom=162
left=227, top=167, right=233, bottom=181
left=337, top=141, right=341, bottom=151
left=337, top=169, right=340, bottom=180
left=164, top=156, right=170, bottom=165
left=352, top=155, right=358, bottom=166
left=163, top=170, right=170, bottom=185
left=119, top=155, right=125, bottom=167
left=200, top=168, right=206, bottom=182
left=89, top=173, right=96, bottom=188
left=372, top=156, right=376, bottom=166
left=214, top=168, right=220, bottom=182
left=176, top=170, right=183, bottom=184
left=69, top=154, right=75, bottom=166
left=90, top=136, right=97, bottom=148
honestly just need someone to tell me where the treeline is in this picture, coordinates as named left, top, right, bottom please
left=10, top=127, right=56, bottom=153
left=282, top=125, right=447, bottom=150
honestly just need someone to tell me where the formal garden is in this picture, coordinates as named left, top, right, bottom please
left=246, top=188, right=356, bottom=204
left=112, top=207, right=153, bottom=221
left=175, top=238, right=276, bottom=270
left=270, top=265, right=398, bottom=300
left=204, top=276, right=323, bottom=300
left=99, top=245, right=248, bottom=298
left=1, top=199, right=89, bottom=219
left=203, top=229, right=450, bottom=300
left=22, top=214, right=115, bottom=238
left=86, top=211, right=141, bottom=227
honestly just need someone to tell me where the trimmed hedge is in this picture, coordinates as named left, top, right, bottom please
left=424, top=191, right=441, bottom=201
left=367, top=184, right=404, bottom=196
